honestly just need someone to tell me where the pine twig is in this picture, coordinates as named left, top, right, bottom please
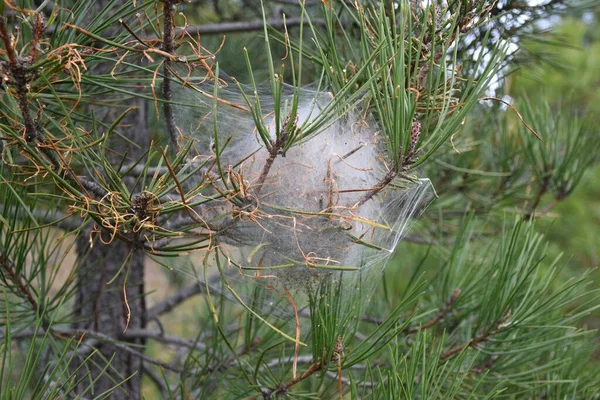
left=161, top=0, right=182, bottom=154
left=357, top=120, right=422, bottom=206
left=404, top=289, right=461, bottom=335
left=439, top=310, right=511, bottom=361
left=262, top=361, right=323, bottom=399
left=147, top=282, right=204, bottom=319
left=0, top=17, right=59, bottom=168
left=472, top=355, right=499, bottom=374
left=0, top=17, right=107, bottom=199
left=147, top=269, right=240, bottom=320
left=254, top=132, right=288, bottom=195
left=0, top=253, right=39, bottom=311
left=356, top=168, right=398, bottom=207
left=524, top=175, right=550, bottom=221
left=57, top=328, right=183, bottom=373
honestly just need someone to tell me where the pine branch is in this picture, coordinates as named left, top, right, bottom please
left=357, top=121, right=422, bottom=206
left=356, top=169, right=398, bottom=207
left=471, top=355, right=499, bottom=374
left=523, top=175, right=550, bottom=221
left=0, top=17, right=60, bottom=169
left=439, top=310, right=511, bottom=361
left=147, top=262, right=244, bottom=319
left=58, top=328, right=183, bottom=373
left=254, top=131, right=288, bottom=195
left=162, top=0, right=182, bottom=154
left=0, top=17, right=107, bottom=199
left=260, top=356, right=378, bottom=392
left=147, top=282, right=204, bottom=319
left=261, top=361, right=323, bottom=399
left=404, top=289, right=461, bottom=336
left=0, top=253, right=39, bottom=312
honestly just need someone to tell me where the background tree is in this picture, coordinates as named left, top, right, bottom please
left=0, top=1, right=599, bottom=399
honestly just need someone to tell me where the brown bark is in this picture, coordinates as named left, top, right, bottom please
left=72, top=2, right=149, bottom=398
left=73, top=105, right=148, bottom=398
left=74, top=235, right=146, bottom=399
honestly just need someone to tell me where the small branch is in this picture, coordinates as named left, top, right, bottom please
left=0, top=18, right=107, bottom=199
left=523, top=175, right=550, bottom=221
left=540, top=195, right=562, bottom=216
left=441, top=336, right=482, bottom=361
left=77, top=175, right=109, bottom=198
left=471, top=355, right=499, bottom=374
left=439, top=310, right=510, bottom=361
left=147, top=282, right=203, bottom=319
left=0, top=17, right=18, bottom=63
left=147, top=269, right=240, bottom=320
left=356, top=169, right=397, bottom=206
left=254, top=132, right=287, bottom=195
left=0, top=17, right=59, bottom=167
left=260, top=355, right=378, bottom=390
left=0, top=253, right=39, bottom=312
left=255, top=151, right=278, bottom=195
left=162, top=0, right=181, bottom=154
left=262, top=361, right=323, bottom=399
left=404, top=289, right=461, bottom=335
left=357, top=120, right=422, bottom=207
left=118, top=163, right=169, bottom=176
left=263, top=355, right=314, bottom=369
left=325, top=370, right=377, bottom=388
left=0, top=327, right=42, bottom=339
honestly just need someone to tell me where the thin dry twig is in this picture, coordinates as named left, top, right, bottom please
left=479, top=97, right=542, bottom=141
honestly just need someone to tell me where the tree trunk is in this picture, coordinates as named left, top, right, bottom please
left=73, top=100, right=148, bottom=398
left=72, top=2, right=149, bottom=397
left=74, top=235, right=146, bottom=399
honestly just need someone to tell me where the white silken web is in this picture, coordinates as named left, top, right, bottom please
left=165, top=69, right=436, bottom=339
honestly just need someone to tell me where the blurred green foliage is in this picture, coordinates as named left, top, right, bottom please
left=391, top=13, right=600, bottom=335
left=511, top=17, right=600, bottom=123
left=511, top=17, right=600, bottom=280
